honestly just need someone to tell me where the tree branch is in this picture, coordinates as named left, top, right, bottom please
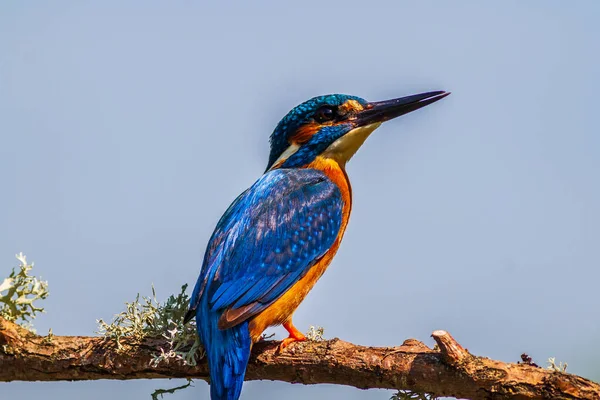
left=1, top=316, right=598, bottom=399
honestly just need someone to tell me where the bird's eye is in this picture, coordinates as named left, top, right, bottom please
left=314, top=106, right=336, bottom=123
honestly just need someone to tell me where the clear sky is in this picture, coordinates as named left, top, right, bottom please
left=1, top=2, right=599, bottom=399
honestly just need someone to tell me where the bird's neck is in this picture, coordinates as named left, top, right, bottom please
left=305, top=156, right=352, bottom=225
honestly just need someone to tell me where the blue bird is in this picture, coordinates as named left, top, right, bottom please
left=185, top=90, right=449, bottom=399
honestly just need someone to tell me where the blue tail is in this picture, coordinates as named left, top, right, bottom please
left=197, top=309, right=252, bottom=400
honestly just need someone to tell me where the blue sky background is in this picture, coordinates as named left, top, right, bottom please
left=1, top=2, right=599, bottom=399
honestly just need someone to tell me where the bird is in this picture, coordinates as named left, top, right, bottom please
left=184, top=90, right=449, bottom=400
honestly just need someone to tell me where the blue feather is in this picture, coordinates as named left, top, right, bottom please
left=189, top=168, right=343, bottom=399
left=197, top=308, right=251, bottom=400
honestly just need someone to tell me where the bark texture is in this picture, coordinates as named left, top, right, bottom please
left=1, top=317, right=598, bottom=399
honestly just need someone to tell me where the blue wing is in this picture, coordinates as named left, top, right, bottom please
left=188, top=168, right=343, bottom=329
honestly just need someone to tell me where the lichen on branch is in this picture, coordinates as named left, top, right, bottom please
left=0, top=253, right=48, bottom=327
left=97, top=284, right=203, bottom=366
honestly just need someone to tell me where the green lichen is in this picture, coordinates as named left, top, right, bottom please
left=97, top=284, right=203, bottom=366
left=391, top=390, right=438, bottom=400
left=42, top=328, right=54, bottom=345
left=0, top=253, right=48, bottom=329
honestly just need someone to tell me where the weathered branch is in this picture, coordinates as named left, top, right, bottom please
left=1, top=317, right=598, bottom=399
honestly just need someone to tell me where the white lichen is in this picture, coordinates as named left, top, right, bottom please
left=306, top=325, right=325, bottom=341
left=547, top=357, right=568, bottom=372
left=0, top=253, right=48, bottom=329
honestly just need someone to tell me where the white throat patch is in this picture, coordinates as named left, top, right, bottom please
left=270, top=143, right=300, bottom=170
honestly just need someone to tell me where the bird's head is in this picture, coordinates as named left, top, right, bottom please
left=266, top=91, right=449, bottom=171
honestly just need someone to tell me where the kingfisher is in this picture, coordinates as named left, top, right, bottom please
left=184, top=90, right=449, bottom=400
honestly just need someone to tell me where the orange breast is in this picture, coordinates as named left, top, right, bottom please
left=248, top=157, right=352, bottom=342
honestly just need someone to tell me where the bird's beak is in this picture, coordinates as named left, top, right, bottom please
left=355, top=91, right=450, bottom=127
left=321, top=91, right=449, bottom=165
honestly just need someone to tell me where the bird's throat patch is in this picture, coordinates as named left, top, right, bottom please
left=321, top=122, right=382, bottom=165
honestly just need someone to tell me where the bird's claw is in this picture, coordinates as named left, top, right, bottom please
left=277, top=335, right=306, bottom=353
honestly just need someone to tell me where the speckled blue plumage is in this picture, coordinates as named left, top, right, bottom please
left=267, top=94, right=367, bottom=169
left=189, top=168, right=344, bottom=400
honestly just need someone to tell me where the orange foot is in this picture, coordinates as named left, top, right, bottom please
left=278, top=321, right=306, bottom=352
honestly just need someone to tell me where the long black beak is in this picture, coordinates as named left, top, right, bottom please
left=356, top=91, right=450, bottom=127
